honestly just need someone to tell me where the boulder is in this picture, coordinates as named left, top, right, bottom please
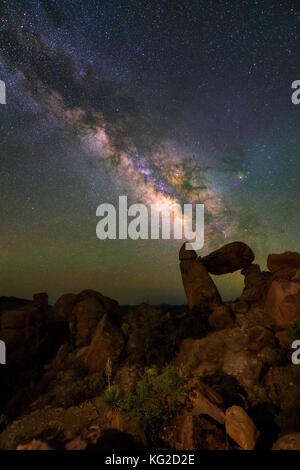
left=180, top=257, right=222, bottom=310
left=54, top=290, right=120, bottom=347
left=53, top=293, right=77, bottom=321
left=264, top=279, right=300, bottom=326
left=172, top=323, right=275, bottom=390
left=85, top=314, right=124, bottom=374
left=209, top=305, right=233, bottom=330
left=267, top=252, right=300, bottom=273
left=17, top=439, right=53, bottom=450
left=75, top=290, right=119, bottom=314
left=72, top=297, right=106, bottom=347
left=202, top=242, right=254, bottom=275
left=225, top=406, right=259, bottom=450
left=272, top=433, right=300, bottom=450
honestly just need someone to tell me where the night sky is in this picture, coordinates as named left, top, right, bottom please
left=1, top=0, right=299, bottom=304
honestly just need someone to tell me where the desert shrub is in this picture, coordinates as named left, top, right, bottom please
left=122, top=365, right=185, bottom=439
left=102, top=385, right=125, bottom=411
left=127, top=304, right=176, bottom=366
left=179, top=306, right=211, bottom=339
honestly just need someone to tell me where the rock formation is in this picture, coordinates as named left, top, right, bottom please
left=202, top=241, right=255, bottom=275
left=179, top=243, right=222, bottom=310
left=1, top=244, right=300, bottom=451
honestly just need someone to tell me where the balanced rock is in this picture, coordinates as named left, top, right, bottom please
left=179, top=244, right=222, bottom=310
left=202, top=241, right=254, bottom=275
left=225, top=406, right=259, bottom=450
left=267, top=251, right=300, bottom=273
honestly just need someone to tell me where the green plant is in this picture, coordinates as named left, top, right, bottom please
left=102, top=385, right=124, bottom=411
left=128, top=304, right=176, bottom=366
left=122, top=365, right=185, bottom=438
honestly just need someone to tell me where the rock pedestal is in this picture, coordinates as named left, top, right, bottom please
left=179, top=244, right=222, bottom=310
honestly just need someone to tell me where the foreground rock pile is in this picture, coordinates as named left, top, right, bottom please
left=0, top=242, right=300, bottom=450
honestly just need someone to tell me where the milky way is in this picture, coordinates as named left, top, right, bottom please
left=1, top=1, right=299, bottom=303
